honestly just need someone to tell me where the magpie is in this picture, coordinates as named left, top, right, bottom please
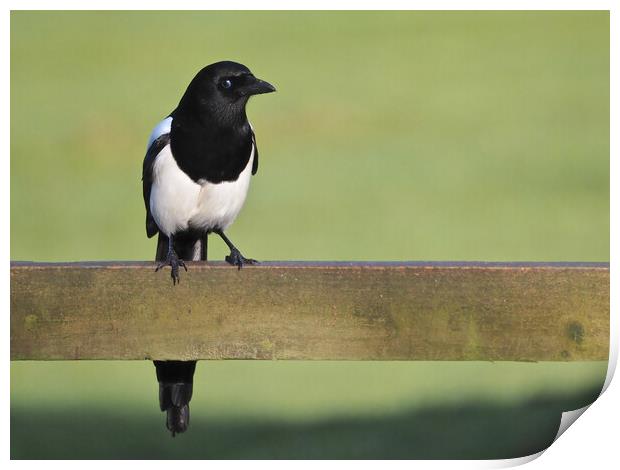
left=142, top=61, right=275, bottom=436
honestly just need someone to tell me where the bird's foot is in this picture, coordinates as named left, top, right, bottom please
left=155, top=250, right=187, bottom=285
left=225, top=248, right=258, bottom=270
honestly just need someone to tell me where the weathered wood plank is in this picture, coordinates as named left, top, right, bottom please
left=10, top=261, right=609, bottom=361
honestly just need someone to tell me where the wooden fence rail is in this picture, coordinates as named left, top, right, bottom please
left=10, top=261, right=609, bottom=362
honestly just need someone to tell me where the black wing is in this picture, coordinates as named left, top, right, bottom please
left=142, top=133, right=170, bottom=238
left=251, top=129, right=259, bottom=175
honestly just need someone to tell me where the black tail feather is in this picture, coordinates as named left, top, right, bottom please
left=155, top=361, right=197, bottom=436
left=166, top=403, right=190, bottom=437
left=158, top=382, right=194, bottom=411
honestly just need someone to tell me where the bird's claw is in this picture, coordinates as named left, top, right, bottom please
left=156, top=251, right=187, bottom=285
left=225, top=249, right=258, bottom=270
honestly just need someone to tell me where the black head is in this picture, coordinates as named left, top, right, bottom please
left=175, top=61, right=276, bottom=126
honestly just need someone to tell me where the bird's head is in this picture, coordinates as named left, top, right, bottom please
left=176, top=61, right=276, bottom=126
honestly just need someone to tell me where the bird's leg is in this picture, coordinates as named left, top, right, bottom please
left=200, top=233, right=208, bottom=262
left=155, top=234, right=188, bottom=285
left=214, top=229, right=257, bottom=270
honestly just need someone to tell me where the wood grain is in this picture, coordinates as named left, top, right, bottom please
left=10, top=261, right=609, bottom=361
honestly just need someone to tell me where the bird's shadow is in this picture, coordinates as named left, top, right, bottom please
left=11, top=387, right=600, bottom=459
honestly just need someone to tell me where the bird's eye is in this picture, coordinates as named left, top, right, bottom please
left=221, top=79, right=232, bottom=89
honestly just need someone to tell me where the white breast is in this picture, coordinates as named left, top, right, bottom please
left=190, top=146, right=254, bottom=231
left=149, top=144, right=254, bottom=236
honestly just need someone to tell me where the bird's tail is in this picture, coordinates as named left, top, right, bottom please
left=160, top=382, right=192, bottom=436
left=154, top=361, right=197, bottom=437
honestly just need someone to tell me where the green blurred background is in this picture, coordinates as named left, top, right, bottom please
left=11, top=11, right=609, bottom=459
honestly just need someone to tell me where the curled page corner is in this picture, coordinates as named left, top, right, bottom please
left=491, top=359, right=615, bottom=468
left=488, top=406, right=592, bottom=469
left=550, top=346, right=616, bottom=445
left=486, top=450, right=545, bottom=468
left=601, top=342, right=617, bottom=395
left=555, top=405, right=590, bottom=441
left=502, top=307, right=617, bottom=466
left=542, top=355, right=614, bottom=458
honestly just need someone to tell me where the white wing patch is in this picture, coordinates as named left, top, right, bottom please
left=147, top=116, right=173, bottom=150
left=190, top=146, right=254, bottom=231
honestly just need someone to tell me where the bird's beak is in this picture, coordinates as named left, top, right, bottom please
left=242, top=76, right=276, bottom=96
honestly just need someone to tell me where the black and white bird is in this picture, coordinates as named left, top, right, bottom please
left=142, top=61, right=275, bottom=436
